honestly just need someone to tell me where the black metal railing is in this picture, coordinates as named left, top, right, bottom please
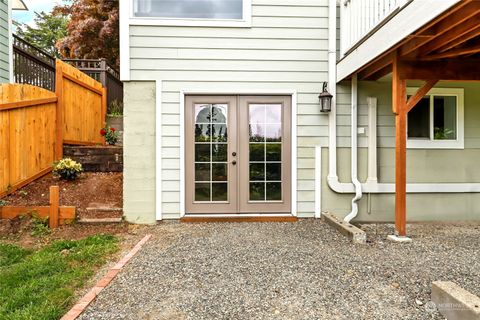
left=12, top=35, right=123, bottom=108
left=13, top=35, right=56, bottom=91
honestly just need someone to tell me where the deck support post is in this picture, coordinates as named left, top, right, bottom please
left=392, top=52, right=407, bottom=237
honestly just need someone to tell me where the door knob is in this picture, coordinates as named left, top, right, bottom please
left=232, top=160, right=237, bottom=165
left=232, top=152, right=237, bottom=156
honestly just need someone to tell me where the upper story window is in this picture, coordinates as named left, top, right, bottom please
left=407, top=88, right=464, bottom=149
left=132, top=0, right=251, bottom=27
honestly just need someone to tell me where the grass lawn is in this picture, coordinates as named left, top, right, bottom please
left=0, top=234, right=118, bottom=320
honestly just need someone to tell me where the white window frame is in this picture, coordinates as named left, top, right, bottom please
left=407, top=87, right=464, bottom=150
left=129, top=0, right=252, bottom=28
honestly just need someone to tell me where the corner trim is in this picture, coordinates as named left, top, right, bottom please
left=120, top=0, right=130, bottom=81
left=155, top=80, right=162, bottom=220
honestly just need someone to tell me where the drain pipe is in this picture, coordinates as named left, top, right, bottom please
left=344, top=74, right=362, bottom=223
left=327, top=0, right=338, bottom=184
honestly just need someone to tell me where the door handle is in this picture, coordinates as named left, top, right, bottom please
left=232, top=160, right=237, bottom=165
left=232, top=152, right=237, bottom=157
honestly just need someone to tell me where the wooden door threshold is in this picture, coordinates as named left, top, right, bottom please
left=181, top=215, right=298, bottom=223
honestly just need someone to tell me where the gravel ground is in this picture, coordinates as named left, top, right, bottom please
left=79, top=220, right=480, bottom=320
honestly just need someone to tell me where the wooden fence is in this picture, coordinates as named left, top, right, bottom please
left=56, top=60, right=106, bottom=146
left=12, top=35, right=123, bottom=109
left=0, top=60, right=106, bottom=197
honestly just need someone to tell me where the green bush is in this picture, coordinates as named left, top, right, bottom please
left=108, top=99, right=123, bottom=116
left=52, top=158, right=83, bottom=181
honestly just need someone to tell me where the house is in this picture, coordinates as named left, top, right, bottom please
left=120, top=0, right=480, bottom=235
left=0, top=0, right=27, bottom=83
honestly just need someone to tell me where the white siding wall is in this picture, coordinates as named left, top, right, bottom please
left=127, top=0, right=332, bottom=219
left=0, top=0, right=9, bottom=83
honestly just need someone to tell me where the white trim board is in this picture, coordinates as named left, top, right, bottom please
left=175, top=89, right=298, bottom=220
left=155, top=80, right=162, bottom=220
left=336, top=0, right=461, bottom=82
left=120, top=0, right=130, bottom=81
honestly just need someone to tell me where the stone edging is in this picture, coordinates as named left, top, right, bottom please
left=60, top=234, right=152, bottom=320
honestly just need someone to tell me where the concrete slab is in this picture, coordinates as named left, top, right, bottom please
left=431, top=281, right=480, bottom=320
left=321, top=212, right=366, bottom=244
left=387, top=235, right=413, bottom=243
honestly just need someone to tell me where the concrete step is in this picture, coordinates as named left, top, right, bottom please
left=78, top=217, right=123, bottom=224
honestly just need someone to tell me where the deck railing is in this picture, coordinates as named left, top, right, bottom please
left=340, top=0, right=411, bottom=56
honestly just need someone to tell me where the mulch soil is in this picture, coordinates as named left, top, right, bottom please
left=0, top=172, right=137, bottom=249
left=1, top=172, right=123, bottom=220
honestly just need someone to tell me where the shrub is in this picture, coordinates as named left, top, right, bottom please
left=108, top=99, right=123, bottom=116
left=100, top=125, right=119, bottom=145
left=53, top=158, right=83, bottom=180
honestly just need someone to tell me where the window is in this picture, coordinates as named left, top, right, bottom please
left=407, top=88, right=464, bottom=149
left=132, top=0, right=251, bottom=27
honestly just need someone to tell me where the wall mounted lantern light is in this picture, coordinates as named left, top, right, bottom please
left=319, top=82, right=333, bottom=113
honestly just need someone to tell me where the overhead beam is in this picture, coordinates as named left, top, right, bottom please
left=392, top=52, right=407, bottom=237
left=437, top=25, right=480, bottom=53
left=399, top=59, right=480, bottom=80
left=414, top=14, right=480, bottom=58
left=406, top=80, right=439, bottom=112
left=423, top=44, right=480, bottom=60
left=358, top=52, right=394, bottom=80
left=399, top=1, right=478, bottom=57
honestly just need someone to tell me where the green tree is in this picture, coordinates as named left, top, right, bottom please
left=15, top=11, right=68, bottom=58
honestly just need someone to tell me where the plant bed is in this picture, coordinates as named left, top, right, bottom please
left=0, top=173, right=123, bottom=221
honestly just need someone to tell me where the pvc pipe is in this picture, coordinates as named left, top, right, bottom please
left=344, top=74, right=362, bottom=223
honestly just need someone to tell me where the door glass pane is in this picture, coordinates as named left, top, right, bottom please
left=194, top=103, right=229, bottom=202
left=248, top=103, right=282, bottom=202
left=434, top=96, right=457, bottom=140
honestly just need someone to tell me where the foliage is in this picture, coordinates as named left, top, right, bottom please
left=100, top=125, right=119, bottom=145
left=14, top=11, right=68, bottom=58
left=434, top=127, right=455, bottom=140
left=0, top=235, right=118, bottom=319
left=0, top=200, right=7, bottom=207
left=28, top=212, right=51, bottom=237
left=55, top=0, right=119, bottom=67
left=53, top=158, right=83, bottom=181
left=108, top=99, right=123, bottom=116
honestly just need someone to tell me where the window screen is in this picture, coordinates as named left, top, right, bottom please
left=134, top=0, right=244, bottom=19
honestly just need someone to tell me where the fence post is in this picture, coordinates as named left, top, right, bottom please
left=102, top=87, right=107, bottom=145
left=99, top=59, right=107, bottom=87
left=49, top=186, right=60, bottom=228
left=55, top=60, right=64, bottom=159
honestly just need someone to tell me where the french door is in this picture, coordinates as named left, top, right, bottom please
left=185, top=95, right=291, bottom=214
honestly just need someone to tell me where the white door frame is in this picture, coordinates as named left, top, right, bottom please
left=158, top=89, right=298, bottom=219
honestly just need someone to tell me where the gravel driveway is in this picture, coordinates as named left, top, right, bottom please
left=79, top=220, right=480, bottom=320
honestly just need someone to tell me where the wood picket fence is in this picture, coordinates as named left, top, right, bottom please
left=0, top=60, right=106, bottom=197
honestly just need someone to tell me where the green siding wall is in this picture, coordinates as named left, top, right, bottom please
left=0, top=0, right=9, bottom=83
left=321, top=81, right=480, bottom=222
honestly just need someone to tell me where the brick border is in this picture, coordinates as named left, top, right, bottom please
left=61, top=234, right=152, bottom=320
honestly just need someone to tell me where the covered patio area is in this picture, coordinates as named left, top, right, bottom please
left=340, top=0, right=480, bottom=237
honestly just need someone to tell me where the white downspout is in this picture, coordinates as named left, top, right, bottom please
left=328, top=0, right=338, bottom=184
left=344, top=74, right=362, bottom=223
